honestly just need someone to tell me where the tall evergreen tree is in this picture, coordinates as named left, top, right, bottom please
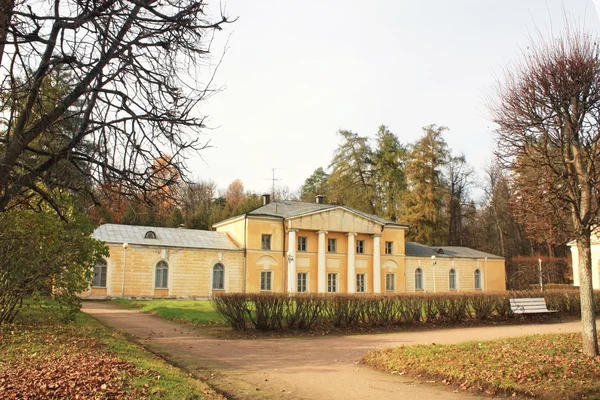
left=328, top=130, right=375, bottom=213
left=372, top=125, right=408, bottom=221
left=300, top=167, right=330, bottom=202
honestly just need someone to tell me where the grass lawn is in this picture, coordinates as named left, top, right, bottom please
left=0, top=299, right=224, bottom=399
left=113, top=298, right=225, bottom=325
left=363, top=333, right=600, bottom=399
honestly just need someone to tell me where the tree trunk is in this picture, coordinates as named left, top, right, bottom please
left=0, top=0, right=13, bottom=66
left=577, top=231, right=599, bottom=356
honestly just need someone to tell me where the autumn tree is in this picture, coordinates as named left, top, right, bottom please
left=491, top=28, right=600, bottom=356
left=404, top=124, right=450, bottom=245
left=179, top=180, right=217, bottom=230
left=0, top=0, right=231, bottom=215
left=372, top=125, right=408, bottom=222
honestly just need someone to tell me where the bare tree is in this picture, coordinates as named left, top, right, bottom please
left=490, top=28, right=600, bottom=356
left=445, top=153, right=473, bottom=246
left=0, top=0, right=232, bottom=214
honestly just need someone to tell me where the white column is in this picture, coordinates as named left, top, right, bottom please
left=373, top=234, right=381, bottom=293
left=287, top=229, right=297, bottom=293
left=347, top=233, right=356, bottom=293
left=317, top=230, right=327, bottom=293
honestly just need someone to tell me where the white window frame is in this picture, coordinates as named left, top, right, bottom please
left=212, top=263, right=225, bottom=290
left=155, top=261, right=169, bottom=289
left=474, top=269, right=482, bottom=290
left=385, top=241, right=393, bottom=255
left=327, top=273, right=338, bottom=293
left=356, top=240, right=365, bottom=254
left=261, top=234, right=272, bottom=250
left=298, top=236, right=307, bottom=252
left=328, top=238, right=337, bottom=252
left=449, top=268, right=457, bottom=291
left=415, top=267, right=423, bottom=291
left=92, top=260, right=107, bottom=288
left=385, top=273, right=395, bottom=291
left=260, top=270, right=272, bottom=291
left=297, top=272, right=308, bottom=293
left=356, top=273, right=366, bottom=293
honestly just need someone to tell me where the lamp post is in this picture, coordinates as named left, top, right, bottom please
left=431, top=255, right=437, bottom=292
left=538, top=258, right=543, bottom=293
left=122, top=243, right=129, bottom=298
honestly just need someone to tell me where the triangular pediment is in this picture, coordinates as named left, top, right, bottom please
left=287, top=207, right=382, bottom=234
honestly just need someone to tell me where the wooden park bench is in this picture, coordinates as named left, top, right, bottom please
left=509, top=297, right=558, bottom=315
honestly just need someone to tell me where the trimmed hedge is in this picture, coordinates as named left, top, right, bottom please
left=211, top=290, right=600, bottom=331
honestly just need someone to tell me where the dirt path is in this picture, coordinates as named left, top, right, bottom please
left=82, top=302, right=585, bottom=400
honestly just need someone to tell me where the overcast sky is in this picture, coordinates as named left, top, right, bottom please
left=190, top=0, right=600, bottom=199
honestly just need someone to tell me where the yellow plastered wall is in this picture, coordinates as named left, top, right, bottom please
left=247, top=218, right=283, bottom=251
left=295, top=229, right=318, bottom=292
left=381, top=227, right=406, bottom=256
left=380, top=257, right=406, bottom=293
left=245, top=251, right=284, bottom=293
left=405, top=257, right=506, bottom=292
left=214, top=217, right=246, bottom=247
left=82, top=244, right=244, bottom=298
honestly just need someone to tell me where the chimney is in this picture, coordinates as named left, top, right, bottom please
left=315, top=195, right=325, bottom=204
left=262, top=194, right=271, bottom=205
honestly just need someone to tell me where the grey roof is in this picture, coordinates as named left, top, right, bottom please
left=244, top=200, right=407, bottom=227
left=92, top=224, right=241, bottom=251
left=405, top=242, right=503, bottom=259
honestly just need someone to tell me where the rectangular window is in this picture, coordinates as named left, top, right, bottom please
left=356, top=273, right=366, bottom=293
left=385, top=273, right=395, bottom=291
left=260, top=271, right=272, bottom=291
left=356, top=240, right=365, bottom=254
left=92, top=261, right=107, bottom=287
left=261, top=234, right=272, bottom=250
left=385, top=241, right=393, bottom=255
left=327, top=273, right=338, bottom=293
left=328, top=238, right=337, bottom=252
left=297, top=272, right=308, bottom=293
left=298, top=236, right=307, bottom=252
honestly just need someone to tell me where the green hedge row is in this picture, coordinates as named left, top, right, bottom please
left=210, top=290, right=600, bottom=331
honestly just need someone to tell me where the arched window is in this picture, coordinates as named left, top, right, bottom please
left=474, top=269, right=482, bottom=290
left=145, top=231, right=157, bottom=239
left=92, top=259, right=107, bottom=287
left=155, top=261, right=168, bottom=288
left=415, top=268, right=423, bottom=290
left=213, top=263, right=225, bottom=290
left=449, top=268, right=457, bottom=290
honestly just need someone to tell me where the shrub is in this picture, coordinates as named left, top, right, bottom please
left=247, top=293, right=290, bottom=331
left=285, top=294, right=326, bottom=330
left=468, top=293, right=496, bottom=320
left=210, top=293, right=249, bottom=331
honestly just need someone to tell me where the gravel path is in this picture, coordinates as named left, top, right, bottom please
left=82, top=301, right=585, bottom=400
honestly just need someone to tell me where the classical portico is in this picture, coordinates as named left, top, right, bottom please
left=282, top=205, right=397, bottom=293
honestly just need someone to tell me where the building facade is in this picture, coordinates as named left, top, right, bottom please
left=569, top=233, right=600, bottom=289
left=82, top=197, right=506, bottom=299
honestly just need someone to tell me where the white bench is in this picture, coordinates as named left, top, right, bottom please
left=509, top=297, right=557, bottom=315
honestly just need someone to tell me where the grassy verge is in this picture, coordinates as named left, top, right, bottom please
left=363, top=333, right=600, bottom=399
left=0, top=299, right=224, bottom=399
left=113, top=299, right=225, bottom=325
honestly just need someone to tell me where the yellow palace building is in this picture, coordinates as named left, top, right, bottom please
left=83, top=195, right=506, bottom=298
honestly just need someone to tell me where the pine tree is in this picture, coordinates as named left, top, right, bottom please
left=372, top=125, right=408, bottom=221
